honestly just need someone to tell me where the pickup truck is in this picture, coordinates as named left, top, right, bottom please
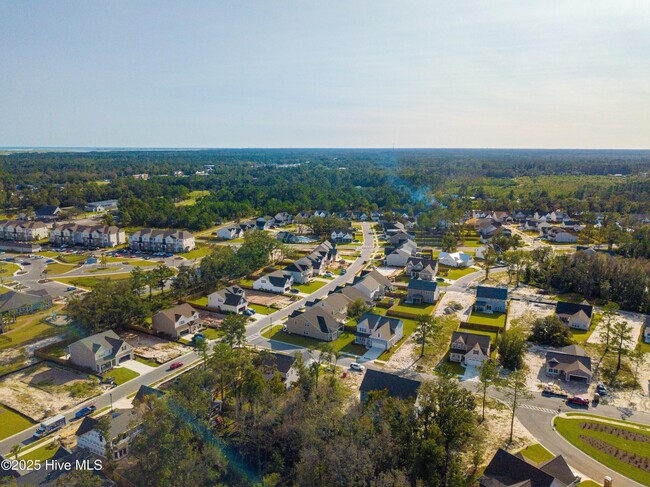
left=33, top=414, right=66, bottom=438
left=566, top=395, right=590, bottom=406
left=75, top=405, right=96, bottom=419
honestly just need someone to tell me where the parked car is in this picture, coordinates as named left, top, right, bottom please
left=75, top=405, right=96, bottom=419
left=567, top=396, right=590, bottom=406
left=290, top=288, right=300, bottom=294
left=192, top=334, right=205, bottom=344
left=169, top=362, right=184, bottom=370
left=243, top=309, right=256, bottom=316
left=340, top=269, right=347, bottom=275
left=596, top=383, right=607, bottom=395
left=350, top=362, right=365, bottom=372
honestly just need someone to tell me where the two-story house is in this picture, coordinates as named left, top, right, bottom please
left=480, top=449, right=580, bottom=487
left=331, top=229, right=354, bottom=243
left=474, top=286, right=508, bottom=314
left=253, top=270, right=293, bottom=294
left=261, top=352, right=300, bottom=388
left=76, top=409, right=140, bottom=461
left=284, top=259, right=313, bottom=284
left=359, top=369, right=421, bottom=403
left=555, top=301, right=593, bottom=330
left=406, top=257, right=438, bottom=281
left=216, top=225, right=244, bottom=240
left=69, top=330, right=134, bottom=372
left=449, top=331, right=491, bottom=366
left=207, top=285, right=248, bottom=314
left=355, top=313, right=404, bottom=351
left=285, top=306, right=343, bottom=341
left=152, top=304, right=201, bottom=339
left=407, top=279, right=440, bottom=304
left=310, top=292, right=353, bottom=322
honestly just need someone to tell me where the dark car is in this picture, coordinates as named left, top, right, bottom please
left=567, top=396, right=590, bottom=406
left=75, top=405, right=96, bottom=419
left=596, top=383, right=607, bottom=395
left=290, top=288, right=300, bottom=294
left=169, top=362, right=184, bottom=370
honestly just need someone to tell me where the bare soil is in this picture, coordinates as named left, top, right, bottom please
left=121, top=331, right=191, bottom=363
left=246, top=290, right=284, bottom=306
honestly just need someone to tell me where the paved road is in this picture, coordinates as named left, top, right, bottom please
left=247, top=221, right=376, bottom=341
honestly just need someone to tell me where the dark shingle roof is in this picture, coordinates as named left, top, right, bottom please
left=407, top=279, right=438, bottom=293
left=134, top=385, right=165, bottom=403
left=451, top=331, right=491, bottom=355
left=359, top=369, right=421, bottom=401
left=264, top=352, right=296, bottom=375
left=481, top=449, right=558, bottom=487
left=476, top=285, right=508, bottom=300
left=555, top=301, right=593, bottom=318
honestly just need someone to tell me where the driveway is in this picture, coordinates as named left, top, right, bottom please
left=361, top=347, right=383, bottom=361
left=118, top=359, right=156, bottom=375
left=461, top=364, right=479, bottom=382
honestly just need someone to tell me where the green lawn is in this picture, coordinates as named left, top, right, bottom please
left=467, top=311, right=506, bottom=328
left=390, top=301, right=435, bottom=316
left=250, top=303, right=274, bottom=315
left=439, top=352, right=466, bottom=376
left=577, top=481, right=601, bottom=487
left=0, top=320, right=60, bottom=351
left=45, top=262, right=78, bottom=275
left=54, top=273, right=132, bottom=288
left=238, top=278, right=255, bottom=287
left=443, top=267, right=477, bottom=280
left=517, top=443, right=555, bottom=463
left=84, top=266, right=122, bottom=273
left=188, top=296, right=209, bottom=306
left=554, top=416, right=650, bottom=486
left=294, top=280, right=327, bottom=294
left=20, top=442, right=62, bottom=462
left=0, top=405, right=35, bottom=440
left=201, top=327, right=224, bottom=340
left=183, top=245, right=214, bottom=259
left=570, top=313, right=600, bottom=344
left=103, top=367, right=140, bottom=385
left=262, top=325, right=367, bottom=356
left=106, top=257, right=158, bottom=267
left=56, top=254, right=88, bottom=265
left=135, top=356, right=160, bottom=367
left=0, top=263, right=21, bottom=276
left=457, top=326, right=498, bottom=344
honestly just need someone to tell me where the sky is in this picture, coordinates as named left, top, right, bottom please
left=1, top=1, right=650, bottom=149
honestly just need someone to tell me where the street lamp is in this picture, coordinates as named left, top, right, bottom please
left=110, top=393, right=113, bottom=411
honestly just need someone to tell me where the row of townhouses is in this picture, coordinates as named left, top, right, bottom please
left=128, top=229, right=195, bottom=253
left=50, top=223, right=126, bottom=248
left=0, top=220, right=48, bottom=241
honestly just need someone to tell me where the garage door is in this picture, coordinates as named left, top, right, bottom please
left=568, top=375, right=588, bottom=383
left=119, top=354, right=131, bottom=363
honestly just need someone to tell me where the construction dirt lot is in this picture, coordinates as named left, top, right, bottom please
left=0, top=362, right=101, bottom=421
left=121, top=331, right=191, bottom=364
left=246, top=289, right=293, bottom=308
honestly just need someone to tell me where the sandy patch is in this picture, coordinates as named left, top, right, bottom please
left=0, top=363, right=100, bottom=421
left=588, top=310, right=646, bottom=347
left=246, top=290, right=284, bottom=307
left=507, top=300, right=555, bottom=330
left=121, top=331, right=191, bottom=364
left=434, top=290, right=475, bottom=320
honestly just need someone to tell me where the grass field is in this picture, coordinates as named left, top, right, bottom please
left=103, top=367, right=140, bottom=385
left=294, top=280, right=327, bottom=294
left=570, top=313, right=601, bottom=344
left=263, top=325, right=367, bottom=356
left=457, top=326, right=499, bottom=345
left=188, top=296, right=209, bottom=306
left=442, top=267, right=477, bottom=280
left=250, top=304, right=274, bottom=315
left=20, top=442, right=62, bottom=462
left=54, top=273, right=132, bottom=288
left=183, top=245, right=214, bottom=259
left=0, top=405, right=35, bottom=440
left=56, top=254, right=88, bottom=265
left=577, top=481, right=601, bottom=487
left=467, top=311, right=506, bottom=328
left=0, top=320, right=60, bottom=351
left=45, top=262, right=79, bottom=275
left=517, top=443, right=555, bottom=463
left=390, top=301, right=435, bottom=316
left=84, top=266, right=122, bottom=273
left=0, top=262, right=21, bottom=276
left=554, top=416, right=650, bottom=486
left=135, top=356, right=160, bottom=367
left=201, top=327, right=225, bottom=340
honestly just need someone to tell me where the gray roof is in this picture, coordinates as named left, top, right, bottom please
left=555, top=301, right=593, bottom=318
left=0, top=290, right=52, bottom=313
left=481, top=449, right=563, bottom=487
left=73, top=330, right=130, bottom=357
left=263, top=352, right=296, bottom=375
left=76, top=408, right=139, bottom=440
left=476, top=285, right=508, bottom=301
left=357, top=313, right=402, bottom=336
left=451, top=331, right=491, bottom=355
left=407, top=279, right=438, bottom=293
left=359, top=369, right=421, bottom=401
left=266, top=270, right=291, bottom=287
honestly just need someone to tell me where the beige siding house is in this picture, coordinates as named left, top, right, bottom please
left=68, top=330, right=134, bottom=372
left=152, top=304, right=201, bottom=338
left=285, top=306, right=343, bottom=342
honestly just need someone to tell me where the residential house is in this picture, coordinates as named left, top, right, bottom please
left=384, top=240, right=417, bottom=267
left=513, top=210, right=534, bottom=222
left=474, top=286, right=508, bottom=314
left=132, top=173, right=149, bottom=180
left=543, top=226, right=579, bottom=243
left=310, top=292, right=353, bottom=322
left=370, top=211, right=382, bottom=222
left=382, top=221, right=405, bottom=235
left=475, top=246, right=487, bottom=260
left=69, top=330, right=134, bottom=372
left=355, top=313, right=404, bottom=351
left=152, top=304, right=201, bottom=339
left=50, top=223, right=125, bottom=248
left=331, top=228, right=354, bottom=243
left=276, top=231, right=300, bottom=243
left=561, top=220, right=584, bottom=232
left=296, top=211, right=313, bottom=220
left=207, top=286, right=248, bottom=314
left=285, top=306, right=343, bottom=341
left=340, top=285, right=373, bottom=305
left=84, top=199, right=119, bottom=212
left=407, top=279, right=439, bottom=304
left=352, top=276, right=385, bottom=301
left=644, top=316, right=650, bottom=344
left=388, top=231, right=412, bottom=247
left=449, top=331, right=491, bottom=366
left=284, top=259, right=313, bottom=284
left=480, top=449, right=580, bottom=487
left=34, top=205, right=61, bottom=221
left=129, top=229, right=195, bottom=253
left=261, top=352, right=300, bottom=388
left=0, top=290, right=53, bottom=318
left=359, top=369, right=421, bottom=403
left=406, top=257, right=438, bottom=280
left=273, top=212, right=293, bottom=226
left=313, top=210, right=330, bottom=218
left=0, top=220, right=49, bottom=241
left=216, top=225, right=244, bottom=240
left=76, top=409, right=140, bottom=461
left=545, top=345, right=592, bottom=383
left=253, top=270, right=293, bottom=294
left=555, top=302, right=593, bottom=330
left=438, top=251, right=473, bottom=268
left=256, top=216, right=275, bottom=230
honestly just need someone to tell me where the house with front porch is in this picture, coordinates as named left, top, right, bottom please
left=474, top=286, right=508, bottom=314
left=331, top=229, right=354, bottom=243
left=449, top=331, right=491, bottom=366
left=545, top=345, right=592, bottom=384
left=207, top=285, right=248, bottom=314
left=253, top=271, right=293, bottom=294
left=406, top=257, right=438, bottom=281
left=152, top=304, right=201, bottom=339
left=69, top=330, right=134, bottom=373
left=284, top=259, right=313, bottom=284
left=76, top=409, right=140, bottom=461
left=285, top=306, right=343, bottom=342
left=355, top=313, right=403, bottom=351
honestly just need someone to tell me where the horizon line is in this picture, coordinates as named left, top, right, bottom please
left=2, top=146, right=650, bottom=152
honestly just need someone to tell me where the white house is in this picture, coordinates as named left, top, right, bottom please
left=355, top=313, right=404, bottom=351
left=207, top=285, right=248, bottom=314
left=438, top=251, right=473, bottom=268
left=284, top=259, right=313, bottom=284
left=262, top=352, right=300, bottom=388
left=76, top=409, right=140, bottom=461
left=216, top=225, right=244, bottom=240
left=253, top=271, right=293, bottom=294
left=84, top=199, right=119, bottom=212
left=331, top=229, right=354, bottom=243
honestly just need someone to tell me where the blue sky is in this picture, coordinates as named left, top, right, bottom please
left=1, top=1, right=649, bottom=148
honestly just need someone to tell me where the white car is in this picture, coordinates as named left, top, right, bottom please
left=350, top=362, right=365, bottom=372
